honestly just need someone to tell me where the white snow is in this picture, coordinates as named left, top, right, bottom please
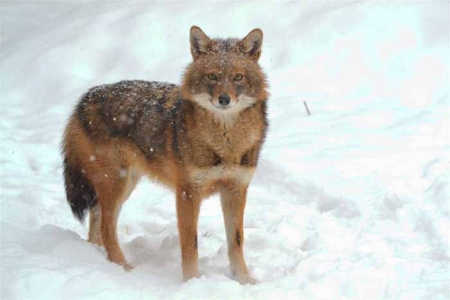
left=1, top=1, right=449, bottom=300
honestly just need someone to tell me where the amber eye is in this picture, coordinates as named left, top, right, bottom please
left=207, top=73, right=217, bottom=80
left=234, top=74, right=243, bottom=81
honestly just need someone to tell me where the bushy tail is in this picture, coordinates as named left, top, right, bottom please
left=63, top=157, right=97, bottom=223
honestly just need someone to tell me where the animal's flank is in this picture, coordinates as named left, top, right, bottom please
left=170, top=97, right=186, bottom=159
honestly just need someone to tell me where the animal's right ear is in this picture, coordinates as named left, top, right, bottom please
left=190, top=26, right=211, bottom=61
left=240, top=28, right=263, bottom=62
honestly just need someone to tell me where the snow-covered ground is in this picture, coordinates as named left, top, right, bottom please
left=1, top=1, right=449, bottom=299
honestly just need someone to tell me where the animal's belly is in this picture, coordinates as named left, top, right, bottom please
left=189, top=165, right=256, bottom=187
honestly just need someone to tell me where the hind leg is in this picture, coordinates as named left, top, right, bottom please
left=96, top=167, right=140, bottom=270
left=97, top=184, right=131, bottom=270
left=88, top=204, right=103, bottom=246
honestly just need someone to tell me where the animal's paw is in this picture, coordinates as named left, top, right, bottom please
left=182, top=272, right=200, bottom=283
left=236, top=273, right=259, bottom=285
left=123, top=263, right=134, bottom=272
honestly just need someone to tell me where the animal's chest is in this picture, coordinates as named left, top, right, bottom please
left=185, top=124, right=261, bottom=189
left=205, top=125, right=260, bottom=164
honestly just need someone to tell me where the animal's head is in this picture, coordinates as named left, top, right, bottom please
left=181, top=26, right=268, bottom=115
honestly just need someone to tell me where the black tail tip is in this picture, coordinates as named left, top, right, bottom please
left=63, top=159, right=98, bottom=223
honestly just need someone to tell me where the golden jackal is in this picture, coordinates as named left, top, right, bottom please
left=62, top=26, right=268, bottom=284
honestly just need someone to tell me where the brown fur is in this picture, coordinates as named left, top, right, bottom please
left=62, top=26, right=269, bottom=284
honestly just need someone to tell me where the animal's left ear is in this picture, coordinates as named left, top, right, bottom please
left=190, top=26, right=212, bottom=61
left=240, top=29, right=263, bottom=62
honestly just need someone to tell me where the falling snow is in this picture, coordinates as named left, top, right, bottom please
left=0, top=2, right=449, bottom=300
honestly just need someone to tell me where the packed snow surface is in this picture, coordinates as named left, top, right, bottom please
left=1, top=1, right=448, bottom=300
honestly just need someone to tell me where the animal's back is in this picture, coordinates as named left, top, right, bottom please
left=62, top=80, right=182, bottom=221
left=75, top=80, right=181, bottom=159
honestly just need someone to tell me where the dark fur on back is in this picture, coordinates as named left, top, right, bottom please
left=76, top=80, right=182, bottom=160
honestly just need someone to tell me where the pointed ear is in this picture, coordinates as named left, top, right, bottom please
left=190, top=26, right=211, bottom=60
left=240, top=28, right=263, bottom=62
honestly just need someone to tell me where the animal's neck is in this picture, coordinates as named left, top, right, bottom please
left=190, top=102, right=239, bottom=131
left=211, top=111, right=239, bottom=131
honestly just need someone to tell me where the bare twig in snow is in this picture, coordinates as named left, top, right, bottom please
left=303, top=101, right=311, bottom=116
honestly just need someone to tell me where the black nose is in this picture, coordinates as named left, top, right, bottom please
left=218, top=94, right=231, bottom=107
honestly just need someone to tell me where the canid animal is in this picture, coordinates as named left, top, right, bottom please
left=62, top=26, right=268, bottom=284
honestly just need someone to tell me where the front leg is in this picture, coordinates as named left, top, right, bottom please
left=176, top=186, right=201, bottom=282
left=220, top=184, right=258, bottom=284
